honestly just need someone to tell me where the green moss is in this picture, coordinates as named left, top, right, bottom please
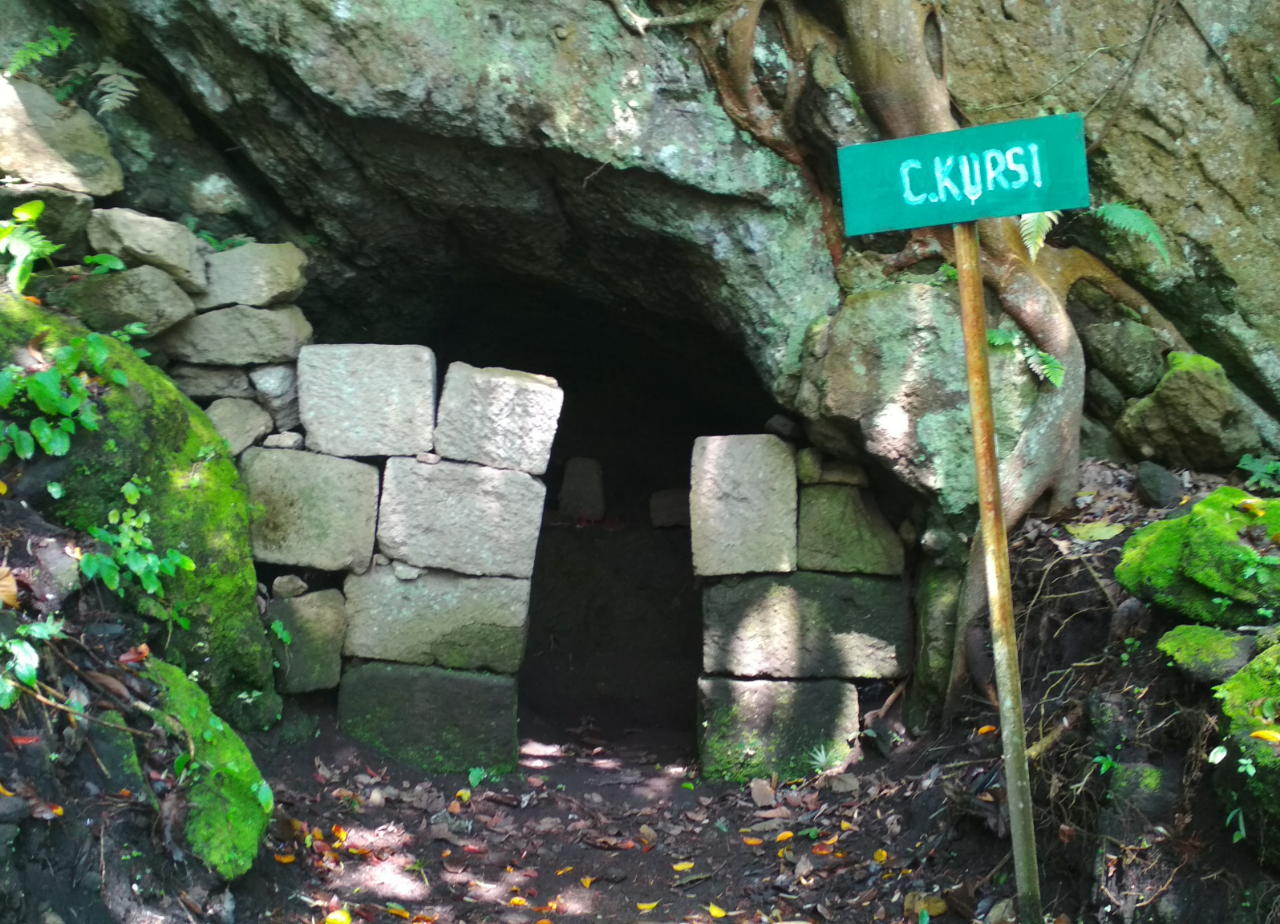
left=1116, top=486, right=1280, bottom=627
left=0, top=298, right=279, bottom=728
left=89, top=710, right=156, bottom=809
left=145, top=659, right=272, bottom=880
left=1214, top=647, right=1280, bottom=869
left=1166, top=351, right=1222, bottom=375
left=1158, top=625, right=1249, bottom=675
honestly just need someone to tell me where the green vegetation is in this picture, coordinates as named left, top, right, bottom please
left=0, top=617, right=65, bottom=709
left=83, top=254, right=126, bottom=275
left=985, top=326, right=1065, bottom=387
left=1021, top=202, right=1170, bottom=265
left=1239, top=454, right=1280, bottom=495
left=3, top=25, right=74, bottom=77
left=79, top=475, right=196, bottom=599
left=5, top=25, right=142, bottom=115
left=0, top=199, right=61, bottom=294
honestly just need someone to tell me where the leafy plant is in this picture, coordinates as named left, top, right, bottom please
left=0, top=200, right=62, bottom=294
left=1238, top=453, right=1280, bottom=494
left=986, top=329, right=1018, bottom=348
left=1020, top=202, right=1170, bottom=266
left=983, top=327, right=1064, bottom=387
left=78, top=476, right=196, bottom=597
left=108, top=322, right=151, bottom=360
left=468, top=767, right=490, bottom=788
left=89, top=59, right=142, bottom=113
left=1019, top=210, right=1060, bottom=263
left=0, top=617, right=65, bottom=709
left=195, top=230, right=254, bottom=253
left=3, top=25, right=74, bottom=77
left=1093, top=754, right=1117, bottom=774
left=270, top=620, right=292, bottom=646
left=83, top=253, right=126, bottom=275
left=807, top=744, right=840, bottom=774
left=1227, top=806, right=1247, bottom=843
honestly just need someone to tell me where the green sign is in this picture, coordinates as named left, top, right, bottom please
left=838, top=113, right=1090, bottom=236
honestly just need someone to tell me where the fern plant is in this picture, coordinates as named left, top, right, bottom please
left=3, top=25, right=74, bottom=77
left=1021, top=202, right=1169, bottom=266
left=1019, top=210, right=1061, bottom=263
left=89, top=59, right=142, bottom=113
left=0, top=200, right=61, bottom=294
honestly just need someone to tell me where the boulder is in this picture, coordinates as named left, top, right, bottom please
left=54, top=265, right=195, bottom=336
left=1158, top=624, right=1255, bottom=685
left=702, top=572, right=910, bottom=679
left=338, top=663, right=517, bottom=772
left=343, top=564, right=529, bottom=673
left=268, top=589, right=348, bottom=694
left=166, top=363, right=255, bottom=400
left=1085, top=369, right=1128, bottom=426
left=86, top=208, right=208, bottom=293
left=0, top=76, right=122, bottom=196
left=434, top=362, right=563, bottom=475
left=239, top=447, right=379, bottom=573
left=377, top=458, right=546, bottom=579
left=690, top=434, right=797, bottom=576
left=797, top=485, right=904, bottom=575
left=557, top=457, right=604, bottom=521
left=1079, top=320, right=1167, bottom=398
left=153, top=305, right=313, bottom=365
left=205, top=397, right=273, bottom=456
left=1135, top=461, right=1184, bottom=509
left=0, top=184, right=92, bottom=248
left=194, top=242, right=307, bottom=310
left=1114, top=353, right=1260, bottom=470
left=271, top=574, right=308, bottom=598
left=649, top=488, right=690, bottom=528
left=297, top=344, right=436, bottom=457
left=699, top=677, right=859, bottom=781
left=249, top=363, right=299, bottom=430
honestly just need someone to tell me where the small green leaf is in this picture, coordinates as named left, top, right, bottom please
left=1092, top=201, right=1170, bottom=265
left=11, top=200, right=44, bottom=223
left=84, top=253, right=126, bottom=271
left=121, top=480, right=141, bottom=505
left=46, top=482, right=63, bottom=499
left=986, top=329, right=1018, bottom=347
left=8, top=639, right=39, bottom=686
left=110, top=369, right=128, bottom=387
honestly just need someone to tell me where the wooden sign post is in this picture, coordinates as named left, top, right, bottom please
left=839, top=114, right=1090, bottom=924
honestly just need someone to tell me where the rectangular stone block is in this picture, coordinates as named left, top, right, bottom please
left=797, top=485, right=904, bottom=575
left=698, top=677, right=859, bottom=782
left=298, top=344, right=436, bottom=457
left=56, top=265, right=195, bottom=336
left=205, top=397, right=273, bottom=456
left=343, top=564, right=529, bottom=673
left=703, top=572, right=910, bottom=679
left=240, top=447, right=379, bottom=573
left=338, top=663, right=517, bottom=772
left=167, top=363, right=254, bottom=400
left=153, top=305, right=313, bottom=365
left=377, top=458, right=545, bottom=578
left=270, top=589, right=348, bottom=694
left=194, top=242, right=307, bottom=310
left=690, top=434, right=797, bottom=576
left=87, top=207, right=207, bottom=293
left=434, top=362, right=563, bottom=475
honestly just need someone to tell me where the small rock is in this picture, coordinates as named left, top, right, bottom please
left=194, top=242, right=307, bottom=310
left=86, top=207, right=207, bottom=293
left=270, top=589, right=348, bottom=694
left=55, top=265, right=196, bottom=336
left=558, top=457, right=605, bottom=521
left=1158, top=624, right=1255, bottom=684
left=392, top=561, right=422, bottom=581
left=0, top=76, right=122, bottom=196
left=415, top=452, right=441, bottom=464
left=205, top=397, right=273, bottom=456
left=763, top=414, right=802, bottom=440
left=0, top=184, right=92, bottom=248
left=167, top=363, right=255, bottom=400
left=1135, top=460, right=1184, bottom=508
left=691, top=434, right=797, bottom=576
left=271, top=574, right=308, bottom=598
left=262, top=431, right=304, bottom=449
left=250, top=363, right=299, bottom=430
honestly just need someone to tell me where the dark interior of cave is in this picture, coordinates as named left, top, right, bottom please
left=302, top=271, right=784, bottom=748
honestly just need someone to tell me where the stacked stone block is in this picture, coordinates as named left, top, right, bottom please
left=691, top=436, right=909, bottom=780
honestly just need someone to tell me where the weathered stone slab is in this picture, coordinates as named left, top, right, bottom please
left=56, top=265, right=195, bottom=336
left=250, top=363, right=299, bottom=430
left=698, top=677, right=859, bottom=781
left=378, top=458, right=545, bottom=578
left=263, top=432, right=303, bottom=449
left=86, top=208, right=207, bottom=292
left=343, top=564, right=529, bottom=673
left=434, top=362, right=563, bottom=475
left=298, top=344, right=436, bottom=457
left=0, top=76, right=122, bottom=196
left=205, top=397, right=273, bottom=456
left=194, top=242, right=307, bottom=310
left=797, top=485, right=904, bottom=575
left=703, top=572, right=910, bottom=679
left=338, top=663, right=517, bottom=772
left=650, top=488, right=690, bottom=528
left=240, top=447, right=378, bottom=573
left=272, top=574, right=308, bottom=598
left=153, top=305, right=313, bottom=365
left=558, top=457, right=604, bottom=520
left=167, top=363, right=255, bottom=400
left=690, top=434, right=796, bottom=576
left=269, top=589, right=348, bottom=693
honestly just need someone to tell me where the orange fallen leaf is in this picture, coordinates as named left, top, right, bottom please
left=873, top=849, right=887, bottom=863
left=812, top=843, right=834, bottom=856
left=331, top=824, right=348, bottom=844
left=556, top=867, right=573, bottom=876
left=977, top=725, right=997, bottom=736
left=10, top=736, right=40, bottom=746
left=535, top=920, right=554, bottom=924
left=118, top=645, right=150, bottom=664
left=48, top=804, right=63, bottom=817
left=776, top=831, right=793, bottom=842
left=580, top=876, right=595, bottom=889
left=446, top=800, right=462, bottom=814
left=637, top=901, right=659, bottom=912
left=455, top=789, right=472, bottom=802
left=347, top=847, right=370, bottom=856
left=0, top=567, right=17, bottom=608
left=509, top=897, right=527, bottom=907
left=672, top=861, right=694, bottom=871
left=708, top=903, right=727, bottom=918
left=840, top=821, right=853, bottom=831
left=742, top=837, right=763, bottom=846
left=384, top=906, right=411, bottom=919
left=324, top=911, right=351, bottom=924
left=1251, top=729, right=1280, bottom=743
left=273, top=853, right=296, bottom=864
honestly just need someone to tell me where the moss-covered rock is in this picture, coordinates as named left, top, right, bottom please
left=0, top=297, right=279, bottom=728
left=1116, top=486, right=1280, bottom=627
left=145, top=659, right=272, bottom=880
left=1157, top=625, right=1255, bottom=684
left=1214, top=646, right=1280, bottom=870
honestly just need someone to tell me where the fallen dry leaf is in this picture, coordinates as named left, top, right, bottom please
left=749, top=778, right=775, bottom=807
left=742, top=837, right=763, bottom=846
left=708, top=903, right=727, bottom=918
left=904, top=892, right=948, bottom=918
left=579, top=876, right=595, bottom=889
left=672, top=861, right=694, bottom=872
left=873, top=849, right=887, bottom=863
left=776, top=831, right=793, bottom=842
left=0, top=567, right=17, bottom=608
left=1250, top=730, right=1280, bottom=743
left=636, top=901, right=659, bottom=912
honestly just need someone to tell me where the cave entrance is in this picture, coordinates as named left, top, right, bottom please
left=408, top=275, right=782, bottom=756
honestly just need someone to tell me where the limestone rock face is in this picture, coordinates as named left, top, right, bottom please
left=702, top=572, right=910, bottom=679
left=205, top=397, right=273, bottom=456
left=153, top=305, right=313, bottom=365
left=86, top=208, right=208, bottom=293
left=56, top=266, right=195, bottom=336
left=298, top=344, right=436, bottom=457
left=343, top=564, right=529, bottom=673
left=690, top=435, right=796, bottom=576
left=338, top=663, right=517, bottom=772
left=269, top=589, right=348, bottom=694
left=1114, top=353, right=1260, bottom=470
left=377, top=458, right=546, bottom=579
left=167, top=364, right=255, bottom=400
left=0, top=77, right=122, bottom=196
left=194, top=242, right=307, bottom=310
left=699, top=677, right=859, bottom=781
left=797, top=485, right=904, bottom=575
left=434, top=363, right=563, bottom=475
left=240, top=447, right=379, bottom=573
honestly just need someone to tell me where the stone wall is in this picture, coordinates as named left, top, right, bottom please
left=690, top=436, right=911, bottom=780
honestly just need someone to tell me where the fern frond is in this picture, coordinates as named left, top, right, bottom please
left=91, top=60, right=142, bottom=113
left=1024, top=347, right=1064, bottom=388
left=1019, top=210, right=1060, bottom=263
left=1092, top=202, right=1170, bottom=265
left=986, top=329, right=1018, bottom=347
left=4, top=25, right=75, bottom=77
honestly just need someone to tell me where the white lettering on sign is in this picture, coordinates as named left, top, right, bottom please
left=902, top=143, right=1044, bottom=207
